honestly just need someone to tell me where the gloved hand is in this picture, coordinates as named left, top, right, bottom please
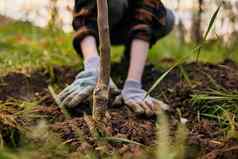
left=121, top=80, right=169, bottom=117
left=58, top=69, right=119, bottom=108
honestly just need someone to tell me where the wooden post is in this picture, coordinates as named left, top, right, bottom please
left=93, top=0, right=111, bottom=122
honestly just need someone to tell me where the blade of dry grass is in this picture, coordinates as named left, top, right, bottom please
left=102, top=137, right=143, bottom=146
left=48, top=85, right=71, bottom=119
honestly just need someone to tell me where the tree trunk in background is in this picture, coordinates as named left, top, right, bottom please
left=191, top=0, right=204, bottom=43
left=222, top=1, right=238, bottom=50
left=93, top=0, right=111, bottom=122
left=0, top=15, right=12, bottom=26
left=176, top=0, right=186, bottom=44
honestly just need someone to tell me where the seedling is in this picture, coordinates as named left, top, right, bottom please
left=93, top=0, right=111, bottom=122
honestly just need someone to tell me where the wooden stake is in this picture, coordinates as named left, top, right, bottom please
left=93, top=0, right=111, bottom=121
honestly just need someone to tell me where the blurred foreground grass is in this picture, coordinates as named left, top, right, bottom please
left=0, top=21, right=238, bottom=75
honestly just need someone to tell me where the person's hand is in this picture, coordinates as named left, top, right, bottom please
left=58, top=70, right=119, bottom=108
left=119, top=80, right=169, bottom=117
left=122, top=88, right=169, bottom=116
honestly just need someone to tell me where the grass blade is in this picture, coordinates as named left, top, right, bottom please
left=145, top=56, right=188, bottom=99
left=48, top=85, right=71, bottom=119
left=102, top=137, right=143, bottom=146
left=203, top=4, right=222, bottom=41
left=195, top=3, right=222, bottom=62
left=179, top=65, right=192, bottom=87
left=156, top=111, right=174, bottom=159
left=174, top=123, right=188, bottom=159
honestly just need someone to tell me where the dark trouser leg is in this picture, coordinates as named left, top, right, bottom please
left=72, top=0, right=128, bottom=57
left=151, top=9, right=175, bottom=42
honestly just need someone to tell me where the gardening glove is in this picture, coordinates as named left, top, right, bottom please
left=58, top=69, right=97, bottom=108
left=121, top=80, right=169, bottom=117
left=57, top=57, right=119, bottom=108
left=58, top=69, right=119, bottom=108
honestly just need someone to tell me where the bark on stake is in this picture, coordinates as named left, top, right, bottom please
left=93, top=0, right=111, bottom=121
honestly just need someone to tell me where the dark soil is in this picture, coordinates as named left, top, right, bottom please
left=1, top=60, right=238, bottom=158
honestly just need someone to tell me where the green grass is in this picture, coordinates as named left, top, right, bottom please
left=149, top=34, right=235, bottom=65
left=1, top=20, right=238, bottom=75
left=0, top=21, right=124, bottom=75
left=191, top=88, right=238, bottom=138
left=0, top=21, right=81, bottom=74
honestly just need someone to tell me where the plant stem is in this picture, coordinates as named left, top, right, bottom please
left=93, top=0, right=111, bottom=121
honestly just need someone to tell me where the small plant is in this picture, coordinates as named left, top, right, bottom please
left=192, top=89, right=238, bottom=105
left=192, top=89, right=238, bottom=137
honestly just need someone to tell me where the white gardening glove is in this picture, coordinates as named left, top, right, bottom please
left=58, top=69, right=96, bottom=108
left=57, top=57, right=119, bottom=108
left=121, top=80, right=169, bottom=117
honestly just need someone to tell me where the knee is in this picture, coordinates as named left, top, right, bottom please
left=152, top=9, right=175, bottom=41
left=151, top=9, right=175, bottom=44
left=164, top=9, right=175, bottom=35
